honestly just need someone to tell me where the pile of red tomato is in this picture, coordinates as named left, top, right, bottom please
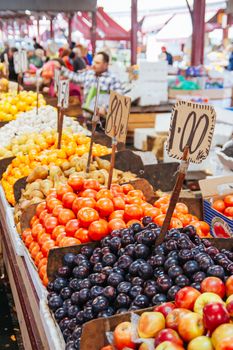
left=21, top=176, right=210, bottom=286
left=212, top=194, right=233, bottom=219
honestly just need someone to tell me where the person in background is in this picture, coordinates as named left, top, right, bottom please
left=160, top=46, right=173, bottom=65
left=61, top=49, right=74, bottom=71
left=0, top=42, right=9, bottom=63
left=8, top=47, right=18, bottom=82
left=33, top=37, right=44, bottom=50
left=28, top=50, right=43, bottom=68
left=61, top=51, right=122, bottom=107
left=73, top=47, right=86, bottom=72
left=228, top=48, right=233, bottom=71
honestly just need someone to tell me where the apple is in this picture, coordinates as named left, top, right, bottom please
left=187, top=336, right=214, bottom=350
left=226, top=295, right=233, bottom=305
left=138, top=312, right=165, bottom=338
left=155, top=341, right=185, bottom=350
left=194, top=292, right=224, bottom=315
left=178, top=312, right=205, bottom=342
left=215, top=338, right=233, bottom=350
left=212, top=324, right=233, bottom=349
left=154, top=302, right=176, bottom=318
left=226, top=276, right=233, bottom=297
left=203, top=303, right=230, bottom=333
left=175, top=287, right=201, bottom=310
left=139, top=343, right=150, bottom=350
left=166, top=308, right=192, bottom=331
left=201, top=277, right=225, bottom=298
left=113, top=321, right=136, bottom=350
left=226, top=300, right=233, bottom=317
left=154, top=328, right=183, bottom=347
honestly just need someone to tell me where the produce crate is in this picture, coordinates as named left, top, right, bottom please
left=199, top=175, right=233, bottom=238
left=168, top=88, right=232, bottom=100
left=128, top=113, right=156, bottom=132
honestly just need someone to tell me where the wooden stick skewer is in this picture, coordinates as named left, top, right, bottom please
left=57, top=108, right=64, bottom=149
left=107, top=127, right=117, bottom=190
left=157, top=145, right=190, bottom=244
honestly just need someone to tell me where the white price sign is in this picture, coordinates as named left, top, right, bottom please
left=167, top=100, right=216, bottom=164
left=13, top=50, right=28, bottom=73
left=54, top=68, right=61, bottom=93
left=58, top=79, right=69, bottom=108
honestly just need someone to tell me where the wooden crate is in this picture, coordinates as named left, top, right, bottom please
left=128, top=113, right=156, bottom=131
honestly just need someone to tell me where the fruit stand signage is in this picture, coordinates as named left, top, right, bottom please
left=13, top=50, right=28, bottom=74
left=167, top=101, right=216, bottom=164
left=54, top=68, right=60, bottom=93
left=58, top=79, right=69, bottom=109
left=105, top=91, right=131, bottom=144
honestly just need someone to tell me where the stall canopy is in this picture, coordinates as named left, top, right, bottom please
left=0, top=0, right=97, bottom=12
left=73, top=7, right=130, bottom=41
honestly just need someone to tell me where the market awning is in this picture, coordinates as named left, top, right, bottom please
left=0, top=0, right=97, bottom=12
left=73, top=7, right=130, bottom=41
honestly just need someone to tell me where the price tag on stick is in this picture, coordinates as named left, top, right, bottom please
left=167, top=100, right=216, bottom=164
left=157, top=100, right=216, bottom=242
left=105, top=91, right=131, bottom=189
left=86, top=77, right=100, bottom=173
left=54, top=68, right=60, bottom=93
left=57, top=79, right=69, bottom=149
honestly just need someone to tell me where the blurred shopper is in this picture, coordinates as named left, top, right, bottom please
left=33, top=37, right=44, bottom=50
left=61, top=49, right=74, bottom=71
left=73, top=47, right=86, bottom=72
left=0, top=42, right=9, bottom=63
left=228, top=49, right=233, bottom=71
left=28, top=50, right=43, bottom=68
left=61, top=51, right=122, bottom=107
left=8, top=47, right=18, bottom=82
left=160, top=46, right=173, bottom=65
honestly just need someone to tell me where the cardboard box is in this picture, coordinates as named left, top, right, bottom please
left=138, top=61, right=168, bottom=82
left=168, top=88, right=232, bottom=100
left=134, top=128, right=156, bottom=150
left=199, top=175, right=233, bottom=237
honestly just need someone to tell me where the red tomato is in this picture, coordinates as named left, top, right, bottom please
left=39, top=209, right=49, bottom=225
left=224, top=195, right=233, bottom=207
left=34, top=252, right=44, bottom=266
left=29, top=241, right=38, bottom=253
left=38, top=257, right=48, bottom=271
left=96, top=189, right=113, bottom=200
left=88, top=219, right=109, bottom=241
left=62, top=192, right=77, bottom=209
left=212, top=199, right=226, bottom=213
left=31, top=223, right=45, bottom=239
left=111, top=184, right=123, bottom=193
left=80, top=189, right=98, bottom=199
left=52, top=204, right=64, bottom=217
left=108, top=219, right=126, bottom=232
left=224, top=207, right=233, bottom=217
left=59, top=237, right=81, bottom=247
left=46, top=198, right=62, bottom=213
left=96, top=198, right=114, bottom=217
left=31, top=244, right=41, bottom=260
left=24, top=234, right=34, bottom=248
left=65, top=219, right=80, bottom=236
left=56, top=183, right=73, bottom=200
left=43, top=274, right=49, bottom=287
left=112, top=197, right=125, bottom=210
left=143, top=206, right=161, bottom=218
left=74, top=228, right=90, bottom=243
left=122, top=184, right=134, bottom=194
left=44, top=216, right=58, bottom=234
left=58, top=209, right=76, bottom=225
left=175, top=202, right=189, bottom=214
left=22, top=228, right=32, bottom=241
left=51, top=225, right=65, bottom=240
left=127, top=190, right=144, bottom=199
left=169, top=217, right=183, bottom=229
left=41, top=240, right=56, bottom=257
left=68, top=175, right=84, bottom=191
left=78, top=207, right=99, bottom=227
left=124, top=204, right=143, bottom=222
left=39, top=265, right=47, bottom=280
left=56, top=231, right=67, bottom=245
left=72, top=197, right=96, bottom=214
left=109, top=210, right=125, bottom=221
left=126, top=197, right=144, bottom=205
left=38, top=233, right=52, bottom=247
left=36, top=202, right=46, bottom=217
left=30, top=215, right=38, bottom=228
left=154, top=196, right=170, bottom=208
left=153, top=214, right=166, bottom=226
left=47, top=188, right=57, bottom=198
left=126, top=219, right=141, bottom=227
left=83, top=179, right=100, bottom=191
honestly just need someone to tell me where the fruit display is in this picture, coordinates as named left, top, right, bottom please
left=46, top=222, right=233, bottom=349
left=0, top=77, right=9, bottom=92
left=106, top=279, right=233, bottom=350
left=0, top=90, right=46, bottom=121
left=0, top=105, right=89, bottom=149
left=213, top=195, right=233, bottom=220
left=1, top=133, right=111, bottom=205
left=14, top=156, right=137, bottom=232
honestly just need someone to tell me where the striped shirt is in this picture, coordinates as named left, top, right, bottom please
left=61, top=67, right=123, bottom=102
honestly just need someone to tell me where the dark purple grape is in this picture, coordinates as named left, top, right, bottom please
left=147, top=255, right=165, bottom=268
left=72, top=326, right=82, bottom=340
left=144, top=284, right=157, bottom=299
left=54, top=307, right=67, bottom=321
left=147, top=222, right=159, bottom=230
left=83, top=306, right=94, bottom=322
left=116, top=308, right=128, bottom=314
left=73, top=254, right=88, bottom=266
left=90, top=254, right=101, bottom=264
left=117, top=255, right=133, bottom=270
left=101, top=236, right=111, bottom=247
left=207, top=265, right=225, bottom=280
left=121, top=233, right=135, bottom=246
left=107, top=273, right=124, bottom=287
left=133, top=294, right=150, bottom=308
left=167, top=251, right=179, bottom=259
left=47, top=281, right=54, bottom=292
left=116, top=293, right=131, bottom=308
left=129, top=285, right=143, bottom=299
left=129, top=259, right=145, bottom=276
left=93, top=263, right=104, bottom=273
left=112, top=267, right=125, bottom=275
left=65, top=341, right=76, bottom=350
left=63, top=328, right=72, bottom=341
left=60, top=287, right=72, bottom=300
left=157, top=275, right=173, bottom=292
left=58, top=266, right=71, bottom=278
left=72, top=266, right=90, bottom=279
left=164, top=240, right=178, bottom=251
left=134, top=244, right=150, bottom=259
left=48, top=295, right=63, bottom=311
left=131, top=222, right=143, bottom=233
left=78, top=288, right=90, bottom=304
left=183, top=260, right=200, bottom=276
left=177, top=237, right=194, bottom=249
left=102, top=253, right=117, bottom=266
left=69, top=278, right=81, bottom=291
left=134, top=232, right=144, bottom=244
left=78, top=278, right=92, bottom=290
left=142, top=216, right=153, bottom=226
left=153, top=245, right=166, bottom=256
left=168, top=266, right=183, bottom=279
left=123, top=244, right=135, bottom=257
left=47, top=292, right=57, bottom=301
left=178, top=249, right=193, bottom=262
left=102, top=266, right=113, bottom=276
left=182, top=225, right=196, bottom=238
left=117, top=282, right=132, bottom=294
left=53, top=277, right=68, bottom=292
left=131, top=277, right=144, bottom=286
left=80, top=246, right=94, bottom=258
left=90, top=286, right=104, bottom=299
left=63, top=299, right=72, bottom=310
left=68, top=318, right=77, bottom=331
left=192, top=271, right=206, bottom=283
left=89, top=273, right=107, bottom=286
left=167, top=285, right=181, bottom=301
left=92, top=296, right=109, bottom=314
left=59, top=317, right=70, bottom=331
left=138, top=262, right=153, bottom=279
left=97, top=307, right=115, bottom=318
left=63, top=253, right=76, bottom=268
left=191, top=282, right=201, bottom=291
left=68, top=305, right=79, bottom=318
left=76, top=310, right=85, bottom=324
left=109, top=237, right=121, bottom=252
left=103, top=286, right=117, bottom=301
left=175, top=275, right=190, bottom=287
left=141, top=230, right=157, bottom=246
left=164, top=257, right=178, bottom=271
left=154, top=267, right=166, bottom=279
left=71, top=291, right=79, bottom=305
left=152, top=293, right=167, bottom=305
